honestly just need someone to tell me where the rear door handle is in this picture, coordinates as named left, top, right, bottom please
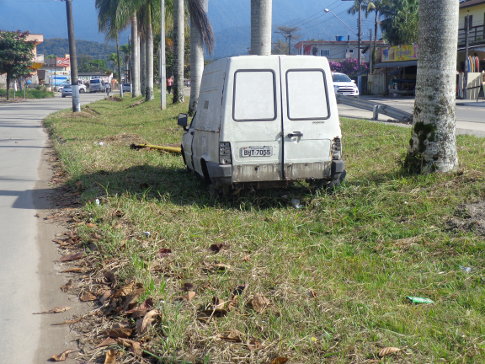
left=287, top=131, right=303, bottom=138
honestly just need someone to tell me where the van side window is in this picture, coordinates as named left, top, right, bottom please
left=286, top=70, right=330, bottom=120
left=233, top=70, right=276, bottom=121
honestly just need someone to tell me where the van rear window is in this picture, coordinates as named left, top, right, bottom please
left=286, top=70, right=329, bottom=120
left=233, top=70, right=276, bottom=121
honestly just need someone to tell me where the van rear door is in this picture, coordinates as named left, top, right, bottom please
left=279, top=57, right=333, bottom=180
left=228, top=57, right=283, bottom=182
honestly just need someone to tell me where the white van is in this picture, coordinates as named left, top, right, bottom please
left=178, top=55, right=345, bottom=190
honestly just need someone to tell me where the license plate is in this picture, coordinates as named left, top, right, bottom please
left=240, top=146, right=273, bottom=157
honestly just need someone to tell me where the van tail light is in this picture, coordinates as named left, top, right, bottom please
left=331, top=137, right=342, bottom=160
left=219, top=142, right=232, bottom=165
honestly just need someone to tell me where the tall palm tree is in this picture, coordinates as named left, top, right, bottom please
left=95, top=0, right=144, bottom=97
left=250, top=0, right=272, bottom=55
left=188, top=0, right=214, bottom=114
left=160, top=0, right=167, bottom=109
left=405, top=0, right=458, bottom=173
left=173, top=0, right=185, bottom=103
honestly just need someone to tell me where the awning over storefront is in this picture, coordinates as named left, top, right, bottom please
left=375, top=60, right=418, bottom=68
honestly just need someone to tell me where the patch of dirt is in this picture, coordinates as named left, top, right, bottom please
left=101, top=133, right=146, bottom=146
left=447, top=201, right=485, bottom=236
left=66, top=111, right=95, bottom=119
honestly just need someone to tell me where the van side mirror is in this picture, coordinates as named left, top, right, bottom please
left=177, top=113, right=188, bottom=129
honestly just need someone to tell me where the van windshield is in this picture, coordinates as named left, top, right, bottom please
left=286, top=70, right=329, bottom=120
left=233, top=70, right=276, bottom=121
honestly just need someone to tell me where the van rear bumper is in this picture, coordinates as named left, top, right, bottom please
left=206, top=162, right=233, bottom=178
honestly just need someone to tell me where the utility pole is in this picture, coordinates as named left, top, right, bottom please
left=275, top=26, right=299, bottom=55
left=64, top=0, right=80, bottom=112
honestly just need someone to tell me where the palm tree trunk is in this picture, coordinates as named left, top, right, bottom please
left=145, top=5, right=154, bottom=101
left=250, top=0, right=272, bottom=55
left=173, top=0, right=185, bottom=103
left=131, top=14, right=141, bottom=97
left=115, top=33, right=124, bottom=97
left=160, top=0, right=167, bottom=110
left=140, top=33, right=146, bottom=97
left=405, top=0, right=459, bottom=173
left=189, top=0, right=207, bottom=115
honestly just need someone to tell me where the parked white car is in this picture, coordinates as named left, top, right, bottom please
left=178, top=55, right=346, bottom=191
left=332, top=72, right=359, bottom=96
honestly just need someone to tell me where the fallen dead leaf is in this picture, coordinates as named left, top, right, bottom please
left=247, top=338, right=263, bottom=351
left=270, top=357, right=288, bottom=364
left=80, top=291, right=97, bottom=302
left=60, top=267, right=90, bottom=273
left=86, top=223, right=97, bottom=228
left=219, top=329, right=244, bottom=343
left=158, top=248, right=172, bottom=258
left=117, top=338, right=142, bottom=356
left=59, top=252, right=84, bottom=262
left=33, top=306, right=71, bottom=315
left=378, top=347, right=401, bottom=357
left=48, top=349, right=76, bottom=361
left=106, top=327, right=133, bottom=339
left=124, top=298, right=153, bottom=316
left=308, top=289, right=317, bottom=298
left=136, top=309, right=160, bottom=334
left=186, top=291, right=196, bottom=301
left=104, top=349, right=117, bottom=364
left=250, top=294, right=271, bottom=313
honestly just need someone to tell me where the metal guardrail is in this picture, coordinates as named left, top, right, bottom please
left=336, top=95, right=413, bottom=123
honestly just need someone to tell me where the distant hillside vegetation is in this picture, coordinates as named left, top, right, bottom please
left=38, top=38, right=116, bottom=59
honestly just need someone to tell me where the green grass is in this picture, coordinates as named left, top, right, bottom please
left=44, top=94, right=485, bottom=363
left=0, top=87, right=54, bottom=99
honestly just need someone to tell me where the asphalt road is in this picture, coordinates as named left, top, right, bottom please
left=0, top=93, right=104, bottom=363
left=338, top=96, right=485, bottom=137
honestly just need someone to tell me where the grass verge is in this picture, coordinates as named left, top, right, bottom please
left=0, top=87, right=54, bottom=99
left=44, top=94, right=484, bottom=363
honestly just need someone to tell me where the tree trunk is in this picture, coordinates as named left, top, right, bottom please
left=116, top=33, right=124, bottom=98
left=189, top=0, right=208, bottom=115
left=140, top=33, right=146, bottom=97
left=6, top=73, right=11, bottom=100
left=131, top=14, right=141, bottom=97
left=405, top=0, right=459, bottom=174
left=160, top=0, right=167, bottom=110
left=145, top=5, right=154, bottom=101
left=250, top=0, right=272, bottom=55
left=173, top=0, right=185, bottom=103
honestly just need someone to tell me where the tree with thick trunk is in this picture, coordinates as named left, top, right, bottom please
left=160, top=0, right=167, bottom=109
left=173, top=0, right=185, bottom=103
left=405, top=0, right=459, bottom=173
left=131, top=15, right=141, bottom=96
left=250, top=0, right=272, bottom=55
left=188, top=0, right=214, bottom=114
